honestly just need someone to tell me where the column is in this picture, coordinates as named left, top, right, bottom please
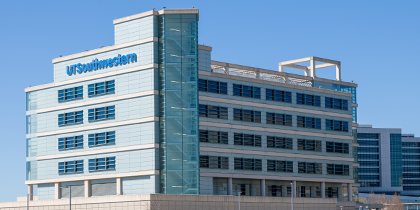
left=116, top=178, right=122, bottom=195
left=282, top=184, right=287, bottom=197
left=321, top=182, right=325, bottom=198
left=292, top=181, right=296, bottom=197
left=227, top=178, right=232, bottom=195
left=279, top=65, right=284, bottom=72
left=310, top=58, right=316, bottom=78
left=27, top=185, right=33, bottom=201
left=310, top=186, right=316, bottom=198
left=336, top=64, right=341, bottom=81
left=84, top=180, right=90, bottom=198
left=55, top=182, right=61, bottom=199
left=348, top=183, right=353, bottom=201
left=224, top=66, right=229, bottom=74
left=338, top=185, right=343, bottom=201
left=260, top=179, right=265, bottom=196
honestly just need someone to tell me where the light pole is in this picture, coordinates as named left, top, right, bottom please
left=27, top=193, right=33, bottom=210
left=238, top=191, right=242, bottom=210
left=60, top=186, right=71, bottom=210
left=291, top=182, right=294, bottom=210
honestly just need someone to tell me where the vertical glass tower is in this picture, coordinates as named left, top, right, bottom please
left=158, top=14, right=200, bottom=194
left=390, top=134, right=402, bottom=187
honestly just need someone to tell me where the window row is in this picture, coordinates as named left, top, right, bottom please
left=58, top=80, right=115, bottom=102
left=200, top=157, right=350, bottom=175
left=358, top=168, right=380, bottom=173
left=199, top=79, right=349, bottom=110
left=58, top=157, right=115, bottom=174
left=58, top=105, right=115, bottom=126
left=326, top=164, right=350, bottom=175
left=58, top=131, right=115, bottom=150
left=403, top=142, right=420, bottom=147
left=199, top=130, right=349, bottom=154
left=199, top=105, right=350, bottom=132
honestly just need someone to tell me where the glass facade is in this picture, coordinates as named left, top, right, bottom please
left=390, top=134, right=403, bottom=187
left=402, top=139, right=420, bottom=191
left=357, top=133, right=380, bottom=187
left=159, top=14, right=199, bottom=194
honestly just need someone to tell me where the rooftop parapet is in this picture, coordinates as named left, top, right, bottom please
left=210, top=58, right=356, bottom=95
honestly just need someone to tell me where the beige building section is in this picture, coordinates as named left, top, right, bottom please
left=2, top=194, right=342, bottom=210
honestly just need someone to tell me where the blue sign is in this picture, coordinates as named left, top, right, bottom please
left=66, top=53, right=137, bottom=76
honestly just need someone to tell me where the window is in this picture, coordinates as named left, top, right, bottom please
left=403, top=142, right=420, bottom=147
left=297, top=116, right=321, bottom=129
left=296, top=93, right=320, bottom=107
left=268, top=185, right=282, bottom=197
left=58, top=86, right=83, bottom=102
left=298, top=139, right=322, bottom=152
left=326, top=120, right=349, bottom=132
left=357, top=140, right=379, bottom=146
left=360, top=182, right=380, bottom=187
left=58, top=136, right=83, bottom=150
left=325, top=187, right=338, bottom=198
left=298, top=162, right=322, bottom=174
left=88, top=131, right=115, bottom=146
left=267, top=136, right=293, bottom=149
left=299, top=186, right=310, bottom=197
left=88, top=106, right=115, bottom=121
left=327, top=164, right=349, bottom=175
left=326, top=142, right=349, bottom=154
left=325, top=97, right=348, bottom=110
left=403, top=155, right=420, bottom=159
left=359, top=175, right=380, bottom=180
left=359, top=161, right=379, bottom=167
left=58, top=160, right=83, bottom=174
left=233, top=84, right=261, bottom=98
left=199, top=156, right=229, bottom=169
left=357, top=134, right=379, bottom=139
left=88, top=80, right=115, bottom=96
left=403, top=148, right=420, bottom=153
left=359, top=168, right=380, bottom=173
left=358, top=154, right=380, bottom=160
left=199, top=105, right=228, bottom=119
left=58, top=111, right=83, bottom=126
left=234, top=158, right=262, bottom=171
left=233, top=109, right=261, bottom=123
left=266, top=89, right=292, bottom=103
left=234, top=133, right=261, bottom=147
left=198, top=79, right=227, bottom=94
left=267, top=160, right=293, bottom=172
left=199, top=130, right=228, bottom=144
left=358, top=147, right=379, bottom=153
left=88, top=157, right=115, bottom=171
left=266, top=113, right=292, bottom=126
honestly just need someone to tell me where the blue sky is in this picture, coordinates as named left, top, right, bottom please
left=0, top=0, right=419, bottom=202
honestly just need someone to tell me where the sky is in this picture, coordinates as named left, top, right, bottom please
left=0, top=0, right=419, bottom=202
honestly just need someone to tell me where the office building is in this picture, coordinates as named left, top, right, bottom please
left=401, top=134, right=420, bottom=197
left=357, top=126, right=420, bottom=198
left=20, top=8, right=360, bottom=209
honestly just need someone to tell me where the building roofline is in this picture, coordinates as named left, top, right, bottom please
left=113, top=8, right=199, bottom=25
left=211, top=60, right=358, bottom=88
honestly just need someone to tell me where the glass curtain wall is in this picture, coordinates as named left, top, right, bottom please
left=158, top=13, right=199, bottom=194
left=390, top=134, right=403, bottom=187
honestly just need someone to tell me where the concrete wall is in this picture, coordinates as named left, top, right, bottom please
left=0, top=194, right=339, bottom=210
